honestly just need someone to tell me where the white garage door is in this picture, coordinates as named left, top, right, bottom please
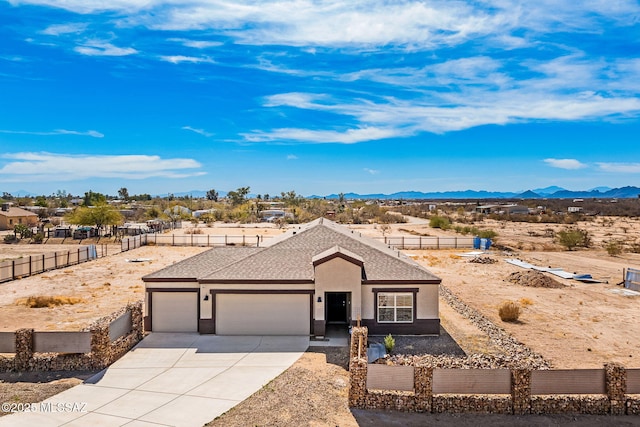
left=216, top=294, right=310, bottom=335
left=152, top=292, right=198, bottom=332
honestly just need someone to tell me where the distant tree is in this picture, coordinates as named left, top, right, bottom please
left=83, top=190, right=107, bottom=206
left=206, top=189, right=219, bottom=202
left=14, top=224, right=32, bottom=239
left=66, top=203, right=123, bottom=232
left=429, top=215, right=451, bottom=230
left=264, top=194, right=270, bottom=201
left=2, top=192, right=13, bottom=200
left=227, top=186, right=250, bottom=206
left=118, top=187, right=129, bottom=200
left=163, top=204, right=191, bottom=226
left=281, top=190, right=304, bottom=207
left=35, top=196, right=48, bottom=207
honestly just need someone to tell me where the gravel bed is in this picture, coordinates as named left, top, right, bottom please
left=372, top=285, right=551, bottom=370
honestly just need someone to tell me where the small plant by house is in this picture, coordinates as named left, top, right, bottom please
left=384, top=334, right=395, bottom=354
left=498, top=300, right=521, bottom=322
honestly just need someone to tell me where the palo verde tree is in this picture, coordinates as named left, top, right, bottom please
left=227, top=186, right=250, bottom=206
left=66, top=203, right=123, bottom=234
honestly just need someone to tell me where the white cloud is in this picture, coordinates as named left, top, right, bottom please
left=0, top=152, right=205, bottom=181
left=596, top=162, right=640, bottom=173
left=243, top=126, right=400, bottom=144
left=160, top=55, right=214, bottom=64
left=168, top=38, right=222, bottom=49
left=182, top=126, right=213, bottom=137
left=0, top=129, right=103, bottom=137
left=40, top=23, right=88, bottom=36
left=74, top=41, right=137, bottom=56
left=286, top=154, right=298, bottom=160
left=364, top=168, right=379, bottom=175
left=544, top=158, right=588, bottom=170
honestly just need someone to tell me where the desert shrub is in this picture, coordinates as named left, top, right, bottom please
left=498, top=300, right=521, bottom=322
left=556, top=228, right=591, bottom=250
left=429, top=215, right=450, bottom=230
left=4, top=234, right=17, bottom=243
left=18, top=295, right=84, bottom=308
left=383, top=334, right=395, bottom=354
left=32, top=233, right=44, bottom=243
left=477, top=229, right=498, bottom=239
left=519, top=297, right=533, bottom=306
left=604, top=240, right=623, bottom=256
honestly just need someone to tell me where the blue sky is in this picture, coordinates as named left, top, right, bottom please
left=1, top=0, right=639, bottom=197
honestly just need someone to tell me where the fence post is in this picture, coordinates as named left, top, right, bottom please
left=415, top=365, right=433, bottom=412
left=348, top=326, right=368, bottom=408
left=29, top=255, right=32, bottom=276
left=90, top=324, right=111, bottom=369
left=14, top=329, right=34, bottom=370
left=511, top=369, right=531, bottom=415
left=12, top=260, right=15, bottom=280
left=42, top=254, right=45, bottom=273
left=437, top=237, right=440, bottom=250
left=605, top=363, right=626, bottom=415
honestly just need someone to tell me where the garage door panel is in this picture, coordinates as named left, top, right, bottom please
left=217, top=294, right=309, bottom=335
left=152, top=292, right=198, bottom=332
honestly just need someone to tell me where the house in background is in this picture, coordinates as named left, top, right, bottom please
left=0, top=203, right=38, bottom=231
left=143, top=218, right=442, bottom=336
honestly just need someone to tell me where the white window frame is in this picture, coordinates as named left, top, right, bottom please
left=377, top=292, right=413, bottom=323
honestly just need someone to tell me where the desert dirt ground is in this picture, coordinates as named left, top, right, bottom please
left=2, top=217, right=640, bottom=423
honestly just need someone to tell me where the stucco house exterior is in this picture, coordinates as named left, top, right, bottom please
left=0, top=203, right=38, bottom=231
left=142, top=218, right=441, bottom=336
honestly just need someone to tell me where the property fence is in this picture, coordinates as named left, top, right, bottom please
left=0, top=245, right=112, bottom=284
left=624, top=268, right=640, bottom=292
left=0, top=301, right=143, bottom=372
left=374, top=236, right=475, bottom=249
left=121, top=233, right=264, bottom=251
left=349, top=327, right=640, bottom=415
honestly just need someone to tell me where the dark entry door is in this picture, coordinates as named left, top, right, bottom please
left=326, top=292, right=349, bottom=324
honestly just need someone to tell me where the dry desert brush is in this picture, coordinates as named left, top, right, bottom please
left=498, top=300, right=521, bottom=322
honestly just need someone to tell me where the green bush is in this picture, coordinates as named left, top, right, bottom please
left=383, top=334, right=395, bottom=354
left=604, top=240, right=623, bottom=256
left=556, top=228, right=591, bottom=250
left=429, top=215, right=450, bottom=230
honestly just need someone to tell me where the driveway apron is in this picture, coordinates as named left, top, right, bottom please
left=1, top=333, right=308, bottom=427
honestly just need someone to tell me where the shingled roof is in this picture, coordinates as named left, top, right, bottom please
left=144, top=218, right=441, bottom=284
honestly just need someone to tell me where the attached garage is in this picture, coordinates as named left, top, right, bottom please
left=215, top=293, right=311, bottom=335
left=151, top=291, right=198, bottom=332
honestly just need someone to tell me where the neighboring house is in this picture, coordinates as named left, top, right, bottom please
left=143, top=218, right=442, bottom=336
left=475, top=204, right=529, bottom=215
left=0, top=203, right=38, bottom=231
left=568, top=206, right=583, bottom=213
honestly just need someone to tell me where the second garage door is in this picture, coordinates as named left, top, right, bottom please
left=216, top=293, right=310, bottom=335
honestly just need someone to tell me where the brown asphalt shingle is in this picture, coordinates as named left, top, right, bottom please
left=144, top=219, right=441, bottom=283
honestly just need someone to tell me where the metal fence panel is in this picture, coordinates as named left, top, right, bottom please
left=0, top=332, right=15, bottom=353
left=531, top=369, right=605, bottom=395
left=367, top=364, right=414, bottom=391
left=433, top=369, right=511, bottom=394
left=109, top=310, right=132, bottom=342
left=627, top=369, right=640, bottom=394
left=33, top=332, right=92, bottom=354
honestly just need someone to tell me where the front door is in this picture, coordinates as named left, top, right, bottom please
left=325, top=292, right=350, bottom=324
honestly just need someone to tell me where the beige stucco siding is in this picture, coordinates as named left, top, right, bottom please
left=215, top=294, right=310, bottom=335
left=313, top=257, right=362, bottom=322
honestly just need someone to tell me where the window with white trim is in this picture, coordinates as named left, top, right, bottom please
left=377, top=292, right=413, bottom=323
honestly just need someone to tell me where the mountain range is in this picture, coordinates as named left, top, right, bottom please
left=8, top=186, right=640, bottom=200
left=313, top=186, right=640, bottom=200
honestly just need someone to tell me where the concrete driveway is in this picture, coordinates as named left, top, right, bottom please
left=1, top=333, right=309, bottom=427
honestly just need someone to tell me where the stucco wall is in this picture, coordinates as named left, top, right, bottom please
left=314, top=257, right=362, bottom=322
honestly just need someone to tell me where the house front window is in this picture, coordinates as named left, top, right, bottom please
left=377, top=292, right=413, bottom=323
